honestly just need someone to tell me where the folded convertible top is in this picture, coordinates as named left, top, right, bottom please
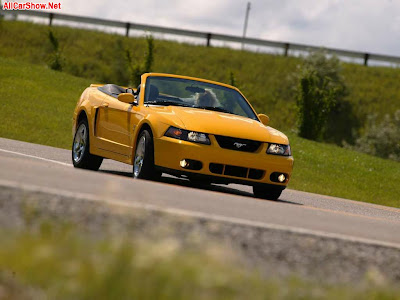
left=97, top=84, right=134, bottom=99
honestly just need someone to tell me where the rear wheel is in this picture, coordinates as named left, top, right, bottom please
left=253, top=185, right=283, bottom=200
left=72, top=119, right=103, bottom=170
left=133, top=129, right=161, bottom=180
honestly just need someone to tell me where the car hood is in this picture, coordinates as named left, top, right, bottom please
left=148, top=106, right=289, bottom=144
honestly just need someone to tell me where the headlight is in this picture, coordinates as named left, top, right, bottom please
left=267, top=143, right=291, bottom=156
left=164, top=126, right=211, bottom=145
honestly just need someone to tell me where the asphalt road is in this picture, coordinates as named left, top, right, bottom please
left=1, top=137, right=400, bottom=247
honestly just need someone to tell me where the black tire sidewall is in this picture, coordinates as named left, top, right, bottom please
left=253, top=185, right=283, bottom=200
left=134, top=130, right=158, bottom=180
left=72, top=120, right=90, bottom=168
left=72, top=119, right=103, bottom=170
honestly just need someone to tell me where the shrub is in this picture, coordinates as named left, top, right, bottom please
left=229, top=71, right=237, bottom=87
left=324, top=97, right=361, bottom=145
left=126, top=35, right=154, bottom=86
left=348, top=110, right=400, bottom=161
left=125, top=49, right=141, bottom=87
left=112, top=38, right=130, bottom=86
left=143, top=35, right=154, bottom=73
left=47, top=30, right=64, bottom=71
left=295, top=51, right=348, bottom=141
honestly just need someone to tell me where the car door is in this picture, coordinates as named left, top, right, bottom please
left=96, top=95, right=141, bottom=162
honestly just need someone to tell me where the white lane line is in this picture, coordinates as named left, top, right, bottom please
left=1, top=178, right=400, bottom=250
left=0, top=148, right=71, bottom=167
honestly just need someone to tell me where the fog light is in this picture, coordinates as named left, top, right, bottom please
left=180, top=159, right=188, bottom=168
left=270, top=172, right=288, bottom=183
left=278, top=174, right=286, bottom=183
left=180, top=159, right=203, bottom=170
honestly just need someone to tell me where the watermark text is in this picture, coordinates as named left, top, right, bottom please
left=2, top=2, right=61, bottom=10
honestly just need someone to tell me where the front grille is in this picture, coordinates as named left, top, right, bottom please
left=209, top=163, right=264, bottom=180
left=214, top=135, right=262, bottom=152
left=248, top=168, right=264, bottom=180
left=209, top=163, right=223, bottom=174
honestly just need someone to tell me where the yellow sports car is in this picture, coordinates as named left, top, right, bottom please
left=72, top=73, right=293, bottom=200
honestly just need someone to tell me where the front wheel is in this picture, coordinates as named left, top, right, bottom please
left=253, top=185, right=283, bottom=200
left=133, top=130, right=161, bottom=180
left=72, top=119, right=103, bottom=170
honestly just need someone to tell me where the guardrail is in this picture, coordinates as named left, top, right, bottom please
left=1, top=9, right=400, bottom=66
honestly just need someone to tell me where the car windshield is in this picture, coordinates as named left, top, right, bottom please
left=144, top=76, right=258, bottom=120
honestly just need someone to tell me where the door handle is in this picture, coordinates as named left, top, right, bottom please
left=102, top=102, right=109, bottom=108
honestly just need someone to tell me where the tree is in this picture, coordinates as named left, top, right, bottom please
left=296, top=51, right=347, bottom=141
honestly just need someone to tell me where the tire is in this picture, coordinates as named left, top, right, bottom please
left=253, top=185, right=283, bottom=200
left=72, top=119, right=103, bottom=170
left=133, top=129, right=161, bottom=180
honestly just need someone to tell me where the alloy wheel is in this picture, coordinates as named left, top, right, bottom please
left=73, top=123, right=87, bottom=163
left=133, top=134, right=146, bottom=177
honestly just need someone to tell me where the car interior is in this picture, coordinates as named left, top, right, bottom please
left=98, top=84, right=135, bottom=99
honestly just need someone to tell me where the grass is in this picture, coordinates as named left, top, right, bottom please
left=0, top=56, right=91, bottom=148
left=1, top=20, right=400, bottom=133
left=0, top=56, right=399, bottom=208
left=1, top=222, right=400, bottom=299
left=288, top=134, right=400, bottom=208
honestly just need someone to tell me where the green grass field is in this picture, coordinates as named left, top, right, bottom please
left=1, top=20, right=400, bottom=134
left=1, top=223, right=400, bottom=299
left=0, top=56, right=91, bottom=148
left=0, top=56, right=399, bottom=208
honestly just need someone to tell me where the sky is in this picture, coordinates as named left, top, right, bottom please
left=29, top=0, right=400, bottom=56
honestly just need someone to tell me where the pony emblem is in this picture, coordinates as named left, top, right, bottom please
left=233, top=142, right=246, bottom=148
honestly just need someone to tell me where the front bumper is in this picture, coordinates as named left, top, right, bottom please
left=154, top=135, right=294, bottom=187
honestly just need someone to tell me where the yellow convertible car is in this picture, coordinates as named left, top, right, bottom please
left=72, top=73, right=293, bottom=200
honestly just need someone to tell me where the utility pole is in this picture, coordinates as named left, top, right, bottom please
left=241, top=2, right=251, bottom=50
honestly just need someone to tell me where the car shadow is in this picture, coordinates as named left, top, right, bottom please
left=99, top=169, right=302, bottom=206
left=100, top=170, right=132, bottom=177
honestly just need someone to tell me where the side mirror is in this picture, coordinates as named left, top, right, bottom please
left=118, top=93, right=135, bottom=104
left=258, top=114, right=269, bottom=126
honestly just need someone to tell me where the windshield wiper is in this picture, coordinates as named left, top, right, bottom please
left=193, top=106, right=233, bottom=114
left=145, top=100, right=192, bottom=107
